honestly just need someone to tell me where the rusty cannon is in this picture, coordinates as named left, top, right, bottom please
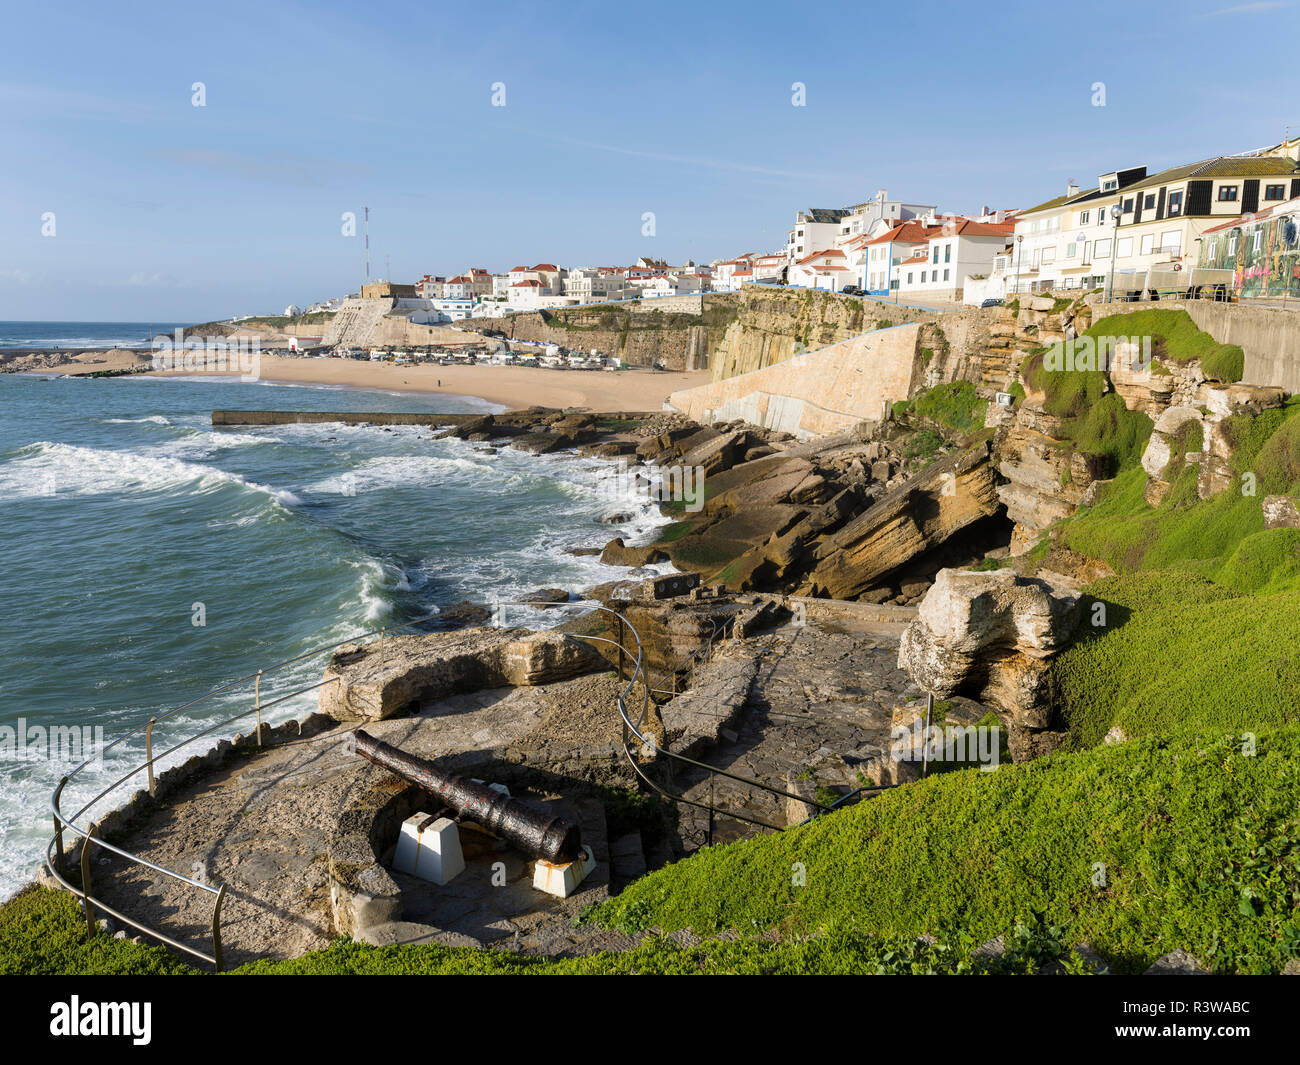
left=352, top=729, right=582, bottom=863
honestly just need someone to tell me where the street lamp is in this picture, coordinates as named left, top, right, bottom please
left=1104, top=203, right=1122, bottom=303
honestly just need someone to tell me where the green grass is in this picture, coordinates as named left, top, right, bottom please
left=3, top=885, right=1103, bottom=975
left=1040, top=396, right=1300, bottom=746
left=1087, top=308, right=1244, bottom=382
left=586, top=727, right=1300, bottom=973
left=911, top=381, right=985, bottom=435
left=1052, top=572, right=1300, bottom=746
left=0, top=886, right=194, bottom=975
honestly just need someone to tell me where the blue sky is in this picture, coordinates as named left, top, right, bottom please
left=2, top=0, right=1297, bottom=321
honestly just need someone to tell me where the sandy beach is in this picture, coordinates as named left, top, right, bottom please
left=147, top=354, right=711, bottom=412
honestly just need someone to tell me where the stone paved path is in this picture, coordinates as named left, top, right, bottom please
left=668, top=615, right=924, bottom=848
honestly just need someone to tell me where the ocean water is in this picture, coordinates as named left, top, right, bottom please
left=0, top=373, right=669, bottom=898
left=0, top=320, right=190, bottom=349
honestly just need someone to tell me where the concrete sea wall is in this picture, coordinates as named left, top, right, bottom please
left=666, top=323, right=922, bottom=438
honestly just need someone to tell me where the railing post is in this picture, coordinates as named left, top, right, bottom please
left=211, top=883, right=227, bottom=973
left=51, top=776, right=68, bottom=870
left=616, top=616, right=625, bottom=681
left=79, top=820, right=99, bottom=938
left=145, top=717, right=158, bottom=795
left=707, top=772, right=715, bottom=847
left=255, top=670, right=263, bottom=746
left=922, top=691, right=933, bottom=779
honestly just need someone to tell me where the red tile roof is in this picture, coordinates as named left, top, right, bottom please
left=864, top=220, right=943, bottom=245
left=531, top=263, right=559, bottom=271
left=794, top=249, right=846, bottom=265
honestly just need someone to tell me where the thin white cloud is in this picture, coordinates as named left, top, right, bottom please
left=154, top=148, right=371, bottom=188
left=1203, top=2, right=1289, bottom=15
left=521, top=130, right=845, bottom=183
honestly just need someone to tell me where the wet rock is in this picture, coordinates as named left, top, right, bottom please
left=600, top=538, right=668, bottom=567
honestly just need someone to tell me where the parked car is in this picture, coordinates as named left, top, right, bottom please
left=980, top=298, right=1004, bottom=308
left=841, top=285, right=864, bottom=296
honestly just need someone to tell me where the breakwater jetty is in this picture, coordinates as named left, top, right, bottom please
left=211, top=409, right=655, bottom=427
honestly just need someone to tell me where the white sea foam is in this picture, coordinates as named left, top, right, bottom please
left=0, top=441, right=299, bottom=507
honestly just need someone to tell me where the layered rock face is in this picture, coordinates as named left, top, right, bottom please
left=1138, top=383, right=1285, bottom=505
left=467, top=297, right=737, bottom=370
left=897, top=568, right=1082, bottom=760
left=708, top=286, right=991, bottom=382
left=794, top=442, right=1003, bottom=599
left=627, top=411, right=1008, bottom=604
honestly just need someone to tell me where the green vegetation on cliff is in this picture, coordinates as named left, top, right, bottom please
left=0, top=885, right=1099, bottom=974
left=1021, top=349, right=1153, bottom=477
left=911, top=381, right=985, bottom=435
left=1086, top=308, right=1244, bottom=383
left=1041, top=397, right=1300, bottom=746
left=585, top=727, right=1300, bottom=973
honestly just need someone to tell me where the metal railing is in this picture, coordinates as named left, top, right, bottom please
left=597, top=603, right=891, bottom=844
left=45, top=606, right=477, bottom=970
left=46, top=596, right=887, bottom=968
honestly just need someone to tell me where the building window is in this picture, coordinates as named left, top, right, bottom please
left=1160, top=231, right=1181, bottom=255
left=1207, top=240, right=1217, bottom=260
left=1143, top=194, right=1156, bottom=210
left=1066, top=242, right=1077, bottom=258
left=1252, top=231, right=1262, bottom=253
left=1118, top=237, right=1133, bottom=257
left=1218, top=185, right=1239, bottom=202
left=1080, top=211, right=1090, bottom=224
left=907, top=272, right=913, bottom=284
left=1265, top=184, right=1285, bottom=201
left=1095, top=238, right=1112, bottom=258
left=943, top=269, right=949, bottom=281
left=1122, top=197, right=1134, bottom=213
left=1140, top=234, right=1154, bottom=255
left=1041, top=247, right=1056, bottom=264
left=1102, top=178, right=1118, bottom=191
left=944, top=244, right=951, bottom=263
left=1167, top=191, right=1183, bottom=216
left=1229, top=235, right=1238, bottom=255
left=932, top=247, right=939, bottom=264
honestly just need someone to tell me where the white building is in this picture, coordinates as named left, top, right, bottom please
left=892, top=217, right=1016, bottom=302
left=789, top=248, right=852, bottom=290
left=862, top=219, right=946, bottom=294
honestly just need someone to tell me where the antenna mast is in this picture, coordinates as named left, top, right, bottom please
left=364, top=206, right=371, bottom=282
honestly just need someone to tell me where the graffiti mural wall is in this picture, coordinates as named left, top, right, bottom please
left=1198, top=200, right=1300, bottom=299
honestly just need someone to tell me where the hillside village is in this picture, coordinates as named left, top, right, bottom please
left=261, top=135, right=1300, bottom=336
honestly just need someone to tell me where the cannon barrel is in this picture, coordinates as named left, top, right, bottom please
left=352, top=730, right=582, bottom=863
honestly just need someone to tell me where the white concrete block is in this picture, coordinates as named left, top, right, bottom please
left=393, top=813, right=465, bottom=885
left=532, top=845, right=596, bottom=898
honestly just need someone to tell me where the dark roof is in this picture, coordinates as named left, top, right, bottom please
left=799, top=208, right=851, bottom=224
left=1124, top=155, right=1298, bottom=193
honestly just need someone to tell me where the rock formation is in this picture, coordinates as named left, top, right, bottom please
left=897, top=568, right=1082, bottom=760
left=320, top=628, right=605, bottom=722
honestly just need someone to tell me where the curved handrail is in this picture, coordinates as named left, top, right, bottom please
left=46, top=595, right=884, bottom=968
left=45, top=603, right=510, bottom=969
